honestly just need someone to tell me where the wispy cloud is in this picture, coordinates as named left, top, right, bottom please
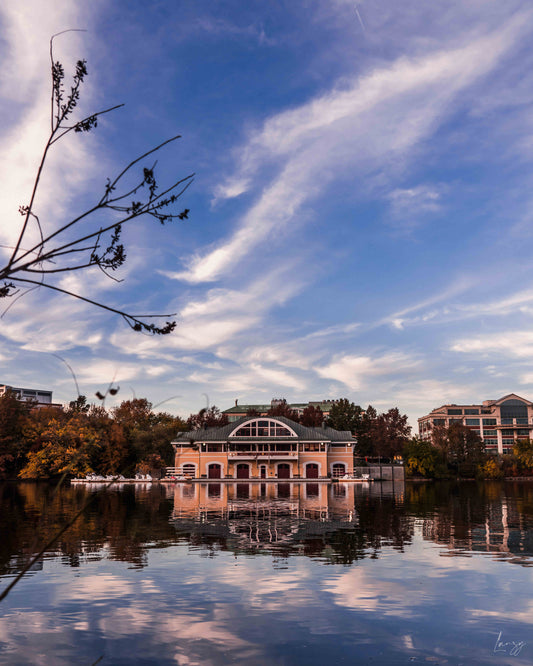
left=0, top=3, right=101, bottom=252
left=386, top=283, right=533, bottom=330
left=175, top=14, right=527, bottom=284
left=316, top=351, right=420, bottom=390
left=194, top=17, right=276, bottom=46
left=386, top=184, right=443, bottom=231
left=451, top=330, right=533, bottom=358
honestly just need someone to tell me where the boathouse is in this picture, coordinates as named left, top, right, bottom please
left=171, top=416, right=355, bottom=479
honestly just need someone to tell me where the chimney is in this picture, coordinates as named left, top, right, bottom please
left=235, top=399, right=238, bottom=407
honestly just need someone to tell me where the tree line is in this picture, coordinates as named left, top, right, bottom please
left=0, top=391, right=230, bottom=480
left=405, top=422, right=533, bottom=479
left=3, top=390, right=529, bottom=479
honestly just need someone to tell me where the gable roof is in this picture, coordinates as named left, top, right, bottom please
left=173, top=415, right=354, bottom=444
left=484, top=393, right=533, bottom=407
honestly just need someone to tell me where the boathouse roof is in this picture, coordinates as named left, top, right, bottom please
left=173, top=415, right=354, bottom=444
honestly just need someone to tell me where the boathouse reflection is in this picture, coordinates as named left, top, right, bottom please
left=169, top=481, right=410, bottom=561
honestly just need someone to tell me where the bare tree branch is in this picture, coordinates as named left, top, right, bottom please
left=1, top=36, right=193, bottom=335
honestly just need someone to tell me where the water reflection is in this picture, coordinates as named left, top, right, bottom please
left=170, top=481, right=409, bottom=562
left=1, top=481, right=533, bottom=665
left=1, top=481, right=533, bottom=576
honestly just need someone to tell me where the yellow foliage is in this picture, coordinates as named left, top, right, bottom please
left=479, top=458, right=504, bottom=480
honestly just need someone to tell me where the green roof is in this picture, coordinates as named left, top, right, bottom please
left=223, top=401, right=336, bottom=414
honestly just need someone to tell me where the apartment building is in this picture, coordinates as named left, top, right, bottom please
left=418, top=393, right=533, bottom=455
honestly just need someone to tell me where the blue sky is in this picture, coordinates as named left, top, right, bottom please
left=2, top=0, right=533, bottom=427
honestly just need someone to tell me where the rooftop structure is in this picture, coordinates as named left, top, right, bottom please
left=223, top=398, right=340, bottom=422
left=418, top=393, right=533, bottom=455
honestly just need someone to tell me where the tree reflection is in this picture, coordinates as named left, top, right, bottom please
left=1, top=480, right=533, bottom=580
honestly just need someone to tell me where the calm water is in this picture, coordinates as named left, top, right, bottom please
left=1, top=480, right=533, bottom=665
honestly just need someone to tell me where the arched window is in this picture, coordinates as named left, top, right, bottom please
left=230, top=419, right=297, bottom=438
left=305, top=463, right=319, bottom=478
left=500, top=399, right=528, bottom=421
left=208, top=463, right=222, bottom=479
left=277, top=463, right=291, bottom=479
left=236, top=463, right=250, bottom=479
left=332, top=463, right=347, bottom=478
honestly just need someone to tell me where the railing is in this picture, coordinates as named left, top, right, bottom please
left=164, top=466, right=194, bottom=478
left=227, top=450, right=298, bottom=457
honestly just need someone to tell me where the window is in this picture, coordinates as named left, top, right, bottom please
left=182, top=464, right=196, bottom=478
left=465, top=419, right=479, bottom=426
left=483, top=418, right=497, bottom=426
left=500, top=399, right=528, bottom=420
left=232, top=419, right=295, bottom=437
left=464, top=408, right=479, bottom=415
left=433, top=419, right=445, bottom=426
left=483, top=430, right=497, bottom=437
left=447, top=409, right=462, bottom=415
left=305, top=443, right=321, bottom=451
left=332, top=463, right=347, bottom=478
left=207, top=444, right=223, bottom=452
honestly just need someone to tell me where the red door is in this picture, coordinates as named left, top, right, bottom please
left=208, top=464, right=221, bottom=478
left=236, top=463, right=249, bottom=479
left=278, top=463, right=291, bottom=479
left=306, top=463, right=319, bottom=478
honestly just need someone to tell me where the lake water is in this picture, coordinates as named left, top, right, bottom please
left=0, top=480, right=532, bottom=665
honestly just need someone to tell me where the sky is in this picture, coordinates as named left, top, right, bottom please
left=2, top=0, right=533, bottom=428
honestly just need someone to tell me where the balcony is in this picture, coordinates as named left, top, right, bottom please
left=227, top=451, right=298, bottom=460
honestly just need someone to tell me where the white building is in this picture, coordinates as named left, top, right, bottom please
left=0, top=384, right=60, bottom=409
left=418, top=393, right=533, bottom=455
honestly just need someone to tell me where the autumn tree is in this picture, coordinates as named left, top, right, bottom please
left=300, top=405, right=324, bottom=428
left=66, top=395, right=90, bottom=414
left=132, top=411, right=187, bottom=466
left=442, top=422, right=485, bottom=476
left=112, top=398, right=156, bottom=433
left=514, top=439, right=533, bottom=471
left=0, top=390, right=32, bottom=478
left=354, top=405, right=377, bottom=458
left=19, top=413, right=99, bottom=479
left=403, top=438, right=447, bottom=478
left=371, top=408, right=411, bottom=460
left=326, top=399, right=363, bottom=433
left=86, top=405, right=130, bottom=475
left=186, top=406, right=228, bottom=430
left=0, top=33, right=193, bottom=334
left=111, top=398, right=185, bottom=469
